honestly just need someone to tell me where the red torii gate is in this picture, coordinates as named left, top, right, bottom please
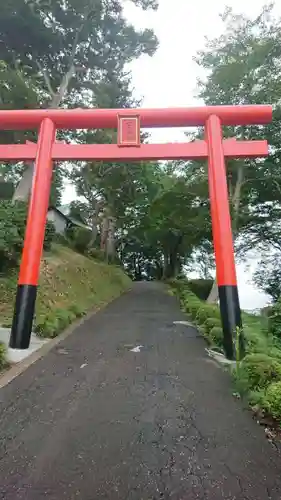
left=0, top=105, right=271, bottom=359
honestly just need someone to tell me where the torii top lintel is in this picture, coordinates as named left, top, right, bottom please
left=0, top=105, right=272, bottom=130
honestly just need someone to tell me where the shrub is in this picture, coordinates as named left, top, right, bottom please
left=196, top=305, right=212, bottom=324
left=88, top=248, right=106, bottom=261
left=35, top=317, right=60, bottom=338
left=69, top=226, right=92, bottom=254
left=188, top=279, right=213, bottom=300
left=206, top=305, right=221, bottom=320
left=238, top=353, right=281, bottom=391
left=268, top=299, right=281, bottom=339
left=0, top=200, right=55, bottom=270
left=0, top=342, right=7, bottom=370
left=196, top=305, right=221, bottom=324
left=68, top=303, right=86, bottom=318
left=264, top=381, right=281, bottom=420
left=188, top=303, right=201, bottom=319
left=35, top=305, right=86, bottom=338
left=204, top=317, right=222, bottom=333
left=169, top=272, right=281, bottom=421
left=209, top=326, right=224, bottom=347
left=44, top=220, right=56, bottom=251
left=54, top=233, right=71, bottom=247
left=244, top=327, right=269, bottom=354
left=268, top=346, right=281, bottom=361
left=248, top=389, right=266, bottom=407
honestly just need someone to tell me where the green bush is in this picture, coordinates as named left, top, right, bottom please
left=244, top=327, right=269, bottom=354
left=188, top=279, right=213, bottom=300
left=54, top=233, right=71, bottom=247
left=169, top=274, right=281, bottom=421
left=0, top=200, right=55, bottom=270
left=264, top=381, right=281, bottom=420
left=248, top=389, right=266, bottom=407
left=238, top=353, right=281, bottom=390
left=204, top=317, right=222, bottom=333
left=0, top=342, right=7, bottom=370
left=268, top=299, right=281, bottom=339
left=207, top=305, right=221, bottom=320
left=68, top=226, right=92, bottom=254
left=88, top=248, right=106, bottom=261
left=268, top=346, right=281, bottom=361
left=209, top=326, right=224, bottom=347
left=68, top=303, right=86, bottom=318
left=35, top=305, right=86, bottom=338
left=196, top=306, right=212, bottom=324
left=44, top=220, right=56, bottom=251
left=188, top=303, right=201, bottom=319
left=196, top=304, right=221, bottom=324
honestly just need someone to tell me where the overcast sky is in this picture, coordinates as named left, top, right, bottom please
left=63, top=0, right=277, bottom=310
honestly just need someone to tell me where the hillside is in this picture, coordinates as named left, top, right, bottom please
left=0, top=245, right=131, bottom=337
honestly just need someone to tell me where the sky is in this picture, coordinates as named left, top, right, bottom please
left=63, top=0, right=277, bottom=311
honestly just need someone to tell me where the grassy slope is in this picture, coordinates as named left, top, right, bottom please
left=0, top=244, right=131, bottom=328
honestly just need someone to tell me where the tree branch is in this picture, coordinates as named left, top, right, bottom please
left=36, top=60, right=56, bottom=97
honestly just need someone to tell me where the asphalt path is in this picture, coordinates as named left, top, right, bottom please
left=0, top=282, right=281, bottom=499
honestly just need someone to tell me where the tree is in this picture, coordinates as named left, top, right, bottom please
left=0, top=0, right=158, bottom=200
left=192, top=4, right=281, bottom=301
left=253, top=251, right=281, bottom=302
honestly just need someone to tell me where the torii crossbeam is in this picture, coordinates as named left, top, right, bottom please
left=1, top=104, right=271, bottom=360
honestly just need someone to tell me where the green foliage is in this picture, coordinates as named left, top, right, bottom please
left=170, top=277, right=281, bottom=421
left=0, top=0, right=158, bottom=111
left=193, top=6, right=281, bottom=261
left=0, top=342, right=7, bottom=370
left=209, top=326, right=224, bottom=348
left=268, top=299, right=281, bottom=339
left=248, top=389, right=266, bottom=408
left=0, top=0, right=159, bottom=235
left=169, top=278, right=222, bottom=346
left=0, top=180, right=14, bottom=200
left=188, top=279, right=213, bottom=300
left=54, top=233, right=71, bottom=247
left=68, top=303, right=86, bottom=318
left=0, top=201, right=26, bottom=269
left=264, top=381, right=281, bottom=421
left=35, top=306, right=82, bottom=338
left=0, top=201, right=55, bottom=270
left=88, top=248, right=107, bottom=262
left=237, top=354, right=281, bottom=391
left=68, top=226, right=92, bottom=255
left=44, top=220, right=56, bottom=251
left=196, top=305, right=213, bottom=324
left=0, top=244, right=131, bottom=336
left=204, top=317, right=222, bottom=333
left=254, top=255, right=281, bottom=302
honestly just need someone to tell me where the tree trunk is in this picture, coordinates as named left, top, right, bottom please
left=169, top=250, right=179, bottom=278
left=12, top=162, right=34, bottom=202
left=87, top=201, right=102, bottom=249
left=11, top=67, right=76, bottom=203
left=163, top=252, right=169, bottom=279
left=232, top=164, right=244, bottom=234
left=100, top=213, right=109, bottom=252
left=106, top=216, right=116, bottom=262
left=11, top=1, right=98, bottom=204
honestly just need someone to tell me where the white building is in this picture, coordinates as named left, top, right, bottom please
left=47, top=204, right=90, bottom=235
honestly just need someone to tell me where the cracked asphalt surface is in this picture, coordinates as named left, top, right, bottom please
left=1, top=281, right=281, bottom=499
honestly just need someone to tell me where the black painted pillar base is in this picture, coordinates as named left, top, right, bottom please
left=9, top=285, right=37, bottom=349
left=218, top=285, right=245, bottom=360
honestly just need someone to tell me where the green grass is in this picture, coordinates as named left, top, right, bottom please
left=0, top=244, right=131, bottom=336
